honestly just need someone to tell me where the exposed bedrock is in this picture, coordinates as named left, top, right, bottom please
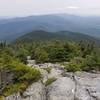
left=3, top=65, right=100, bottom=100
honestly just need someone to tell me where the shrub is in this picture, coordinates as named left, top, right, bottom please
left=34, top=48, right=49, bottom=63
left=45, top=77, right=57, bottom=86
left=64, top=63, right=81, bottom=72
left=64, top=57, right=86, bottom=72
left=1, top=60, right=41, bottom=96
left=2, top=83, right=28, bottom=96
left=43, top=67, right=52, bottom=73
left=7, top=60, right=41, bottom=83
left=82, top=54, right=100, bottom=72
left=0, top=96, right=3, bottom=100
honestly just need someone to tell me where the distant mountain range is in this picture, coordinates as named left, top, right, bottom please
left=16, top=30, right=100, bottom=45
left=0, top=14, right=100, bottom=41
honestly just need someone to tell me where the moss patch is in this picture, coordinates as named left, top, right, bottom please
left=45, top=77, right=57, bottom=86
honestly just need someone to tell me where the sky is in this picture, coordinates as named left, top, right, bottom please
left=0, top=0, right=100, bottom=17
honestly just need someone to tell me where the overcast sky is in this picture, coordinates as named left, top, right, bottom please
left=0, top=0, right=100, bottom=17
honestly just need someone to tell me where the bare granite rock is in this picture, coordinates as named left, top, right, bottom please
left=47, top=77, right=75, bottom=100
left=47, top=68, right=63, bottom=79
left=3, top=68, right=100, bottom=100
left=22, top=82, right=46, bottom=100
left=74, top=72, right=100, bottom=100
left=4, top=82, right=46, bottom=100
left=4, top=93, right=21, bottom=100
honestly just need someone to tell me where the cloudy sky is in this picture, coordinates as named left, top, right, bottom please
left=0, top=0, right=100, bottom=17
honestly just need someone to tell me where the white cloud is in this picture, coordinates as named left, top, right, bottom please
left=67, top=6, right=79, bottom=10
left=0, top=0, right=99, bottom=16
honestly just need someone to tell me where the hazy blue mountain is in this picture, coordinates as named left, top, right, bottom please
left=16, top=30, right=100, bottom=45
left=0, top=14, right=100, bottom=41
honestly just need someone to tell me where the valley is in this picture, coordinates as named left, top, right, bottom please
left=0, top=14, right=100, bottom=41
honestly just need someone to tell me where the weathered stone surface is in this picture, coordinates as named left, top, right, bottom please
left=22, top=82, right=46, bottom=100
left=74, top=72, right=100, bottom=100
left=47, top=77, right=75, bottom=100
left=47, top=68, right=63, bottom=79
left=38, top=64, right=64, bottom=83
left=3, top=66, right=100, bottom=100
left=40, top=68, right=48, bottom=83
left=4, top=93, right=21, bottom=100
left=27, top=60, right=36, bottom=67
left=75, top=85, right=93, bottom=100
left=4, top=82, right=46, bottom=100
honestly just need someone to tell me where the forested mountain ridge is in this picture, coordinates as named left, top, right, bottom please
left=16, top=30, right=100, bottom=45
left=0, top=14, right=100, bottom=41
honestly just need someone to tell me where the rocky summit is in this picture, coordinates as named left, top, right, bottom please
left=3, top=63, right=100, bottom=100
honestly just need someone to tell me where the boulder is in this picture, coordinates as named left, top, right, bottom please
left=22, top=82, right=46, bottom=100
left=4, top=71, right=100, bottom=100
left=74, top=72, right=100, bottom=100
left=47, top=77, right=75, bottom=100
left=4, top=82, right=46, bottom=100
left=4, top=93, right=21, bottom=100
left=47, top=68, right=63, bottom=79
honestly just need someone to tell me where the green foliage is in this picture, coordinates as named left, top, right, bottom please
left=0, top=96, right=3, bottom=100
left=82, top=49, right=100, bottom=71
left=7, top=60, right=41, bottom=83
left=64, top=57, right=84, bottom=72
left=2, top=82, right=28, bottom=96
left=16, top=30, right=100, bottom=45
left=45, top=77, right=57, bottom=86
left=79, top=41, right=95, bottom=58
left=43, top=67, right=52, bottom=73
left=16, top=48, right=29, bottom=64
left=0, top=52, right=41, bottom=96
left=0, top=40, right=100, bottom=97
left=64, top=63, right=81, bottom=72
left=64, top=47, right=100, bottom=72
left=64, top=56, right=92, bottom=72
left=34, top=48, right=49, bottom=63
